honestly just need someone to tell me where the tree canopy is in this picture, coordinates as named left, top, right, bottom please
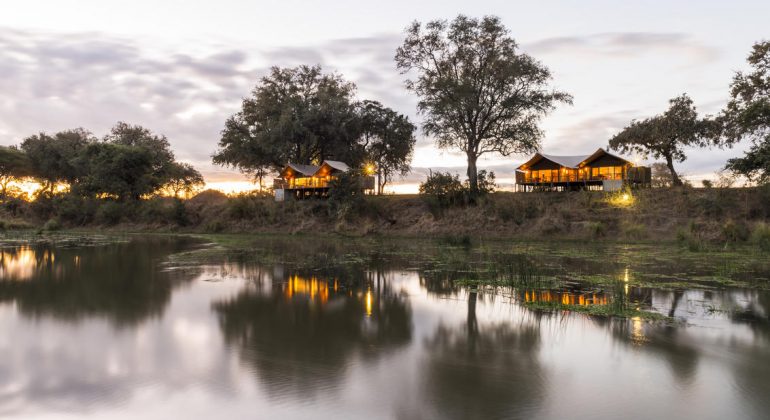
left=21, top=128, right=95, bottom=193
left=608, top=94, right=712, bottom=186
left=15, top=122, right=199, bottom=201
left=213, top=65, right=416, bottom=192
left=719, top=41, right=770, bottom=184
left=213, top=65, right=359, bottom=181
left=356, top=100, right=416, bottom=194
left=395, top=15, right=571, bottom=194
left=0, top=146, right=33, bottom=197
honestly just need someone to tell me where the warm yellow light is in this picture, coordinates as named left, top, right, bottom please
left=622, top=193, right=630, bottom=201
left=365, top=289, right=373, bottom=317
left=365, top=164, right=376, bottom=175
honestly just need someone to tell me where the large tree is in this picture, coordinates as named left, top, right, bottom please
left=719, top=41, right=770, bottom=184
left=609, top=94, right=712, bottom=187
left=0, top=146, right=33, bottom=197
left=77, top=143, right=156, bottom=201
left=213, top=65, right=360, bottom=183
left=395, top=15, right=572, bottom=194
left=164, top=162, right=204, bottom=198
left=20, top=128, right=95, bottom=194
left=356, top=100, right=416, bottom=194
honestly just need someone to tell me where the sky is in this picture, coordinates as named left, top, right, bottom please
left=0, top=0, right=768, bottom=193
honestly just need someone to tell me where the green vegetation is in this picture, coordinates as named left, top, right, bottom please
left=395, top=15, right=571, bottom=194
left=716, top=41, right=770, bottom=184
left=608, top=94, right=716, bottom=187
left=212, top=65, right=416, bottom=193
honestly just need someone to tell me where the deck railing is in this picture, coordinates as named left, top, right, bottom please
left=515, top=167, right=650, bottom=185
left=274, top=176, right=376, bottom=190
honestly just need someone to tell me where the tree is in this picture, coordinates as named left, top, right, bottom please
left=650, top=162, right=674, bottom=188
left=77, top=143, right=156, bottom=201
left=609, top=94, right=712, bottom=187
left=105, top=122, right=175, bottom=179
left=213, top=65, right=361, bottom=181
left=718, top=41, right=770, bottom=184
left=20, top=128, right=95, bottom=194
left=356, top=100, right=416, bottom=194
left=395, top=15, right=572, bottom=194
left=164, top=162, right=204, bottom=198
left=0, top=146, right=33, bottom=197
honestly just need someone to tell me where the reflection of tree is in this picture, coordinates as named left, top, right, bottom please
left=0, top=238, right=197, bottom=327
left=605, top=317, right=700, bottom=386
left=212, top=270, right=411, bottom=398
left=422, top=316, right=543, bottom=420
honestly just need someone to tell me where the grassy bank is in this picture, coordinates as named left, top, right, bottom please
left=2, top=186, right=770, bottom=248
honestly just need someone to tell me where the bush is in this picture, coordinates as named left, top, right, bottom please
left=722, top=220, right=750, bottom=243
left=328, top=172, right=366, bottom=206
left=227, top=195, right=258, bottom=219
left=475, top=170, right=497, bottom=195
left=43, top=218, right=61, bottom=231
left=419, top=172, right=466, bottom=209
left=57, top=195, right=98, bottom=225
left=701, top=180, right=713, bottom=188
left=622, top=222, right=647, bottom=240
left=172, top=198, right=190, bottom=226
left=751, top=223, right=770, bottom=252
left=204, top=220, right=225, bottom=233
left=96, top=201, right=125, bottom=225
left=589, top=221, right=606, bottom=238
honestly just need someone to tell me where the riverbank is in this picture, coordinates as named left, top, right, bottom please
left=2, top=186, right=770, bottom=247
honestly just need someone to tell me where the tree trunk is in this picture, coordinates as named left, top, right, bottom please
left=665, top=155, right=683, bottom=186
left=467, top=152, right=479, bottom=195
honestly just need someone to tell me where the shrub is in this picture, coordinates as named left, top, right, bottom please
left=589, top=221, right=606, bottom=238
left=43, top=218, right=61, bottom=231
left=419, top=171, right=466, bottom=209
left=204, top=220, right=225, bottom=233
left=622, top=222, right=647, bottom=240
left=96, top=201, right=125, bottom=225
left=701, top=180, right=713, bottom=188
left=328, top=172, right=367, bottom=212
left=227, top=195, right=258, bottom=219
left=57, top=195, right=98, bottom=225
left=475, top=170, right=497, bottom=195
left=172, top=198, right=190, bottom=226
left=751, top=223, right=770, bottom=252
left=722, top=220, right=750, bottom=243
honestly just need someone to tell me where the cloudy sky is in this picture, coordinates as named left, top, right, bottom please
left=1, top=0, right=767, bottom=192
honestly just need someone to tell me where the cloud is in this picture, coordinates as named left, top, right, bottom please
left=0, top=27, right=730, bottom=187
left=0, top=28, right=415, bottom=183
left=524, top=32, right=721, bottom=64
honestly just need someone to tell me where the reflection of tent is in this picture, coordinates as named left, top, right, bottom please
left=515, top=148, right=651, bottom=191
left=212, top=271, right=411, bottom=397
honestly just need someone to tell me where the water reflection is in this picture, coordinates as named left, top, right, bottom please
left=0, top=237, right=766, bottom=419
left=212, top=269, right=412, bottom=398
left=0, top=239, right=196, bottom=326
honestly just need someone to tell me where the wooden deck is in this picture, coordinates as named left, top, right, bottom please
left=515, top=167, right=651, bottom=192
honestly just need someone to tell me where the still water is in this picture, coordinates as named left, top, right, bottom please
left=0, top=236, right=768, bottom=420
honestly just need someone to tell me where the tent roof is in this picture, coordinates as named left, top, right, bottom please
left=517, top=148, right=632, bottom=170
left=281, top=163, right=320, bottom=177
left=321, top=160, right=350, bottom=172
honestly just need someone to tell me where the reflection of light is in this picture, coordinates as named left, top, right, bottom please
left=365, top=289, right=373, bottom=317
left=631, top=316, right=647, bottom=345
left=523, top=289, right=608, bottom=306
left=623, top=268, right=630, bottom=294
left=0, top=246, right=39, bottom=281
left=284, top=275, right=329, bottom=304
